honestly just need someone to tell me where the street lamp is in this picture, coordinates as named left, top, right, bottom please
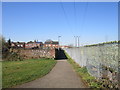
left=58, top=36, right=61, bottom=49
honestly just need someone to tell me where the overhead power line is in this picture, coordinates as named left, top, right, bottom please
left=74, top=0, right=77, bottom=31
left=59, top=0, right=74, bottom=35
left=59, top=1, right=88, bottom=46
left=80, top=2, right=88, bottom=36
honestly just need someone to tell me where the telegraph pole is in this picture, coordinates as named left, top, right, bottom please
left=105, top=35, right=108, bottom=42
left=74, top=36, right=77, bottom=47
left=78, top=36, right=80, bottom=47
left=74, top=36, right=80, bottom=47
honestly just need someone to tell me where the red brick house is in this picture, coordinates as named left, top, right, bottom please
left=44, top=40, right=59, bottom=49
left=25, top=41, right=43, bottom=49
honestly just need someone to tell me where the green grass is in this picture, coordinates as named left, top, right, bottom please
left=65, top=52, right=101, bottom=88
left=2, top=58, right=57, bottom=88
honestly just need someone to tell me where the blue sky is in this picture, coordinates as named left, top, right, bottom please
left=2, top=2, right=118, bottom=46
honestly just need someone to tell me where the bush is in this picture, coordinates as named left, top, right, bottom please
left=3, top=50, right=23, bottom=61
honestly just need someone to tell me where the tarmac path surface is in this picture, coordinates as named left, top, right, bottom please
left=15, top=60, right=87, bottom=88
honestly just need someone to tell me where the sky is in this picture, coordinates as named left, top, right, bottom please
left=2, top=2, right=118, bottom=46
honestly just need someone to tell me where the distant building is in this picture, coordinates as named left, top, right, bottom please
left=25, top=41, right=43, bottom=49
left=11, top=39, right=67, bottom=49
left=44, top=40, right=59, bottom=49
left=11, top=40, right=43, bottom=49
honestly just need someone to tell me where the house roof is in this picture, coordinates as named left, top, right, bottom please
left=36, top=42, right=43, bottom=44
left=45, top=41, right=52, bottom=44
left=27, top=41, right=34, bottom=44
left=27, top=41, right=43, bottom=44
left=52, top=41, right=59, bottom=44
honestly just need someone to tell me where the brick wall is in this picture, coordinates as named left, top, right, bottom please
left=12, top=49, right=55, bottom=59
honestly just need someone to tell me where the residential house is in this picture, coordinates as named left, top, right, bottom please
left=25, top=41, right=43, bottom=49
left=44, top=40, right=59, bottom=49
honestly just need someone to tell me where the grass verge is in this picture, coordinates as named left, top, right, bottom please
left=2, top=58, right=57, bottom=88
left=65, top=52, right=101, bottom=88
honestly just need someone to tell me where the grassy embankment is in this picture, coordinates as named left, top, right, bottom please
left=2, top=59, right=57, bottom=88
left=65, top=52, right=102, bottom=88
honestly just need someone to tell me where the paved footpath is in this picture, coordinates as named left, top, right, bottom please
left=15, top=60, right=87, bottom=88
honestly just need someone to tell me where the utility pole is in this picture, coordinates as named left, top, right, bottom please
left=74, top=36, right=80, bottom=47
left=74, top=36, right=77, bottom=47
left=105, top=35, right=108, bottom=42
left=78, top=36, right=80, bottom=47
